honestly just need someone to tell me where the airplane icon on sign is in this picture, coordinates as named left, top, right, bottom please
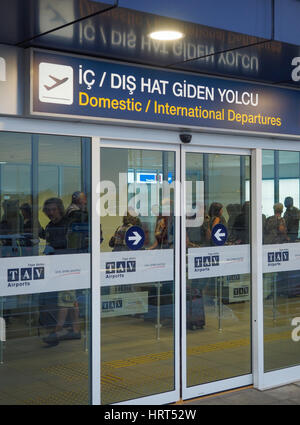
left=44, top=75, right=69, bottom=91
left=39, top=62, right=73, bottom=104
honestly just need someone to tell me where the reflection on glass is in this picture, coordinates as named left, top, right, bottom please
left=0, top=132, right=91, bottom=405
left=263, top=150, right=300, bottom=372
left=100, top=148, right=175, bottom=404
left=185, top=152, right=251, bottom=387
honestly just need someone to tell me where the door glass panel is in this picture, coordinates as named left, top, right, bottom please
left=263, top=150, right=300, bottom=372
left=100, top=147, right=176, bottom=404
left=185, top=152, right=251, bottom=387
left=0, top=132, right=91, bottom=405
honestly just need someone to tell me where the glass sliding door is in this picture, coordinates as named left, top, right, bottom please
left=0, top=132, right=91, bottom=405
left=99, top=144, right=178, bottom=404
left=262, top=150, right=300, bottom=372
left=182, top=147, right=252, bottom=399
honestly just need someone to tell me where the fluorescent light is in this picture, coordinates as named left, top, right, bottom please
left=149, top=30, right=184, bottom=41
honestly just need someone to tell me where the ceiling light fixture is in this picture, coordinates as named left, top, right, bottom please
left=149, top=30, right=184, bottom=41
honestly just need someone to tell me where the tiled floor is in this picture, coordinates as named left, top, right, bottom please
left=1, top=297, right=300, bottom=405
left=182, top=383, right=300, bottom=405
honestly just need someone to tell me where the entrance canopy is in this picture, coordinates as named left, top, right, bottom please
left=0, top=0, right=299, bottom=89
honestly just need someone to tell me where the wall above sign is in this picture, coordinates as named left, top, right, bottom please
left=30, top=49, right=300, bottom=136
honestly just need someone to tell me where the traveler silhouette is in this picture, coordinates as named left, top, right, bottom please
left=264, top=203, right=289, bottom=244
left=230, top=201, right=250, bottom=245
left=283, top=197, right=300, bottom=242
left=109, top=209, right=142, bottom=251
left=41, top=198, right=81, bottom=346
left=202, top=202, right=227, bottom=246
left=65, top=191, right=89, bottom=253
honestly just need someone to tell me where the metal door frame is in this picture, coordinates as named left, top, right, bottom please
left=94, top=137, right=181, bottom=405
left=181, top=144, right=253, bottom=401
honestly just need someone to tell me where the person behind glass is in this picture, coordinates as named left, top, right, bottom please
left=229, top=201, right=250, bottom=245
left=42, top=197, right=81, bottom=346
left=264, top=202, right=289, bottom=244
left=65, top=191, right=89, bottom=253
left=149, top=199, right=174, bottom=249
left=185, top=206, right=207, bottom=330
left=146, top=199, right=174, bottom=321
left=20, top=203, right=45, bottom=255
left=66, top=191, right=87, bottom=218
left=226, top=203, right=241, bottom=239
left=43, top=198, right=68, bottom=255
left=202, top=202, right=227, bottom=246
left=109, top=208, right=142, bottom=251
left=283, top=197, right=300, bottom=242
left=0, top=200, right=24, bottom=257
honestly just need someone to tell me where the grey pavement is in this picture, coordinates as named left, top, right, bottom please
left=182, top=383, right=300, bottom=405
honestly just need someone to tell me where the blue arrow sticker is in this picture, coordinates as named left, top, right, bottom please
left=125, top=226, right=145, bottom=250
left=211, top=224, right=228, bottom=246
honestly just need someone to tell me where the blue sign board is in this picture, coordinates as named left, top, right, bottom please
left=211, top=224, right=228, bottom=246
left=31, top=50, right=300, bottom=136
left=125, top=226, right=145, bottom=250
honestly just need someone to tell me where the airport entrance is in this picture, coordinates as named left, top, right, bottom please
left=97, top=139, right=252, bottom=404
left=0, top=130, right=254, bottom=405
left=2, top=125, right=300, bottom=404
